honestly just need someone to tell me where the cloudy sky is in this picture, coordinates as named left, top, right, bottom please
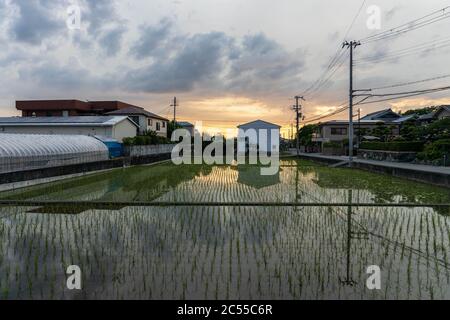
left=0, top=0, right=450, bottom=136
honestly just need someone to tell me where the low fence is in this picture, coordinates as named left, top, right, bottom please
left=358, top=149, right=417, bottom=163
left=297, top=154, right=450, bottom=188
left=0, top=153, right=172, bottom=191
left=124, top=144, right=174, bottom=157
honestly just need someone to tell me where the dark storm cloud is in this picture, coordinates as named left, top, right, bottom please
left=123, top=25, right=304, bottom=94
left=79, top=0, right=128, bottom=56
left=19, top=62, right=90, bottom=90
left=98, top=25, right=127, bottom=57
left=130, top=18, right=174, bottom=59
left=83, top=0, right=117, bottom=37
left=125, top=32, right=231, bottom=93
left=1, top=0, right=303, bottom=97
left=225, top=33, right=304, bottom=91
left=6, top=0, right=64, bottom=45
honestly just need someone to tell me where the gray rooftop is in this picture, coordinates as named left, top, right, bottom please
left=106, top=106, right=169, bottom=121
left=177, top=121, right=194, bottom=127
left=0, top=116, right=138, bottom=127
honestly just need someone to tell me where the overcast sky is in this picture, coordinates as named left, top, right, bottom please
left=1, top=0, right=450, bottom=135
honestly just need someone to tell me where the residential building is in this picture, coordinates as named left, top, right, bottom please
left=0, top=116, right=138, bottom=142
left=106, top=106, right=169, bottom=137
left=237, top=120, right=280, bottom=154
left=434, top=105, right=450, bottom=119
left=312, top=108, right=402, bottom=147
left=177, top=121, right=195, bottom=136
left=359, top=108, right=401, bottom=122
left=16, top=100, right=139, bottom=117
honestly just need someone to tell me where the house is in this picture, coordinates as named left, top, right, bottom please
left=0, top=116, right=138, bottom=142
left=177, top=121, right=195, bottom=136
left=237, top=120, right=281, bottom=154
left=106, top=106, right=169, bottom=137
left=434, top=105, right=450, bottom=119
left=16, top=100, right=139, bottom=117
left=359, top=108, right=401, bottom=122
left=312, top=108, right=401, bottom=148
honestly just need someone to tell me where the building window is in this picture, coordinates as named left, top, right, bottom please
left=331, top=127, right=347, bottom=135
left=62, top=110, right=69, bottom=117
left=156, top=122, right=161, bottom=131
left=148, top=119, right=153, bottom=126
left=162, top=121, right=166, bottom=128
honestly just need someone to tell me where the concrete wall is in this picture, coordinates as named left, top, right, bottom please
left=358, top=149, right=417, bottom=162
left=298, top=154, right=450, bottom=188
left=124, top=144, right=174, bottom=157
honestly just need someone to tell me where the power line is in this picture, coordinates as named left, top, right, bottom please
left=305, top=53, right=348, bottom=100
left=354, top=84, right=450, bottom=105
left=301, top=48, right=347, bottom=97
left=343, top=0, right=367, bottom=40
left=369, top=73, right=450, bottom=90
left=355, top=37, right=450, bottom=65
left=299, top=0, right=367, bottom=98
left=302, top=101, right=349, bottom=124
left=355, top=85, right=450, bottom=97
left=359, top=6, right=450, bottom=44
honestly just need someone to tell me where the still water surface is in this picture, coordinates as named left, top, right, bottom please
left=0, top=159, right=449, bottom=299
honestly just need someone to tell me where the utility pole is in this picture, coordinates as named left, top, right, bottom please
left=357, top=108, right=361, bottom=148
left=343, top=40, right=360, bottom=166
left=290, top=122, right=294, bottom=140
left=171, top=97, right=178, bottom=123
left=292, top=96, right=305, bottom=156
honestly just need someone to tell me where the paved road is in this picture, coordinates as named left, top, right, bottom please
left=287, top=150, right=450, bottom=175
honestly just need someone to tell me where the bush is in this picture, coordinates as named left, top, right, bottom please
left=360, top=141, right=423, bottom=152
left=323, top=141, right=342, bottom=148
left=122, top=133, right=173, bottom=146
left=417, top=139, right=450, bottom=161
left=122, top=137, right=134, bottom=146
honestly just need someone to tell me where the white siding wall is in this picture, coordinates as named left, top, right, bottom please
left=1, top=126, right=111, bottom=137
left=0, top=120, right=137, bottom=142
left=146, top=117, right=168, bottom=138
left=112, top=120, right=138, bottom=142
left=237, top=121, right=280, bottom=154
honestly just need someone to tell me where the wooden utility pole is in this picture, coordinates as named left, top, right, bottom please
left=293, top=96, right=305, bottom=156
left=171, top=97, right=178, bottom=123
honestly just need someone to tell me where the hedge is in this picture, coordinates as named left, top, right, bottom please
left=359, top=141, right=423, bottom=152
left=323, top=141, right=342, bottom=148
left=123, top=136, right=172, bottom=146
left=417, top=139, right=450, bottom=161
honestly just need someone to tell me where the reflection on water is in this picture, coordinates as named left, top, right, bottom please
left=1, top=159, right=449, bottom=207
left=0, top=159, right=449, bottom=299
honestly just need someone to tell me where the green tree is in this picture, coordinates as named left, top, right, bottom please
left=402, top=106, right=436, bottom=116
left=370, top=123, right=392, bottom=142
left=167, top=121, right=182, bottom=140
left=297, top=124, right=318, bottom=146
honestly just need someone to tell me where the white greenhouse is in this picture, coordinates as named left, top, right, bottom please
left=0, top=134, right=110, bottom=174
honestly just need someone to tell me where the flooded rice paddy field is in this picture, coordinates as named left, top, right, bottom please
left=0, top=159, right=449, bottom=299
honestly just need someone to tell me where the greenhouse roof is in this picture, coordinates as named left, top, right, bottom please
left=0, top=133, right=109, bottom=158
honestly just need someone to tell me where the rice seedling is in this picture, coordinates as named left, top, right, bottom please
left=0, top=160, right=449, bottom=299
